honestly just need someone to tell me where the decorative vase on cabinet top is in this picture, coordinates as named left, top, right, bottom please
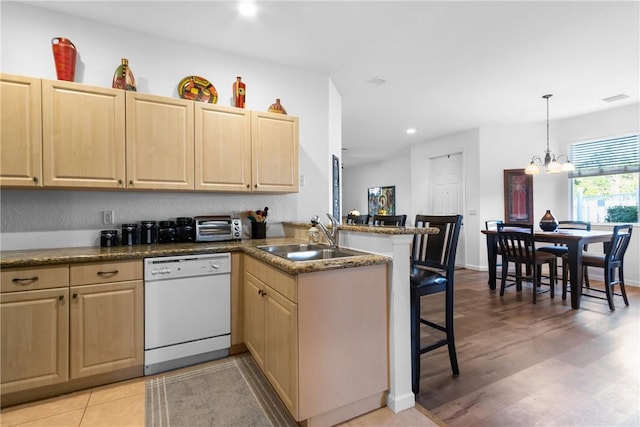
left=233, top=76, right=246, bottom=108
left=268, top=98, right=287, bottom=114
left=112, top=58, right=137, bottom=91
left=51, top=37, right=77, bottom=81
left=539, top=210, right=559, bottom=231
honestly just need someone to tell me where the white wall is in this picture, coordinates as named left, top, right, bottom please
left=343, top=103, right=640, bottom=285
left=342, top=149, right=412, bottom=222
left=0, top=2, right=337, bottom=248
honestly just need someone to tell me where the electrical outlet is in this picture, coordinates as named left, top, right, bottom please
left=103, top=210, right=114, bottom=225
left=299, top=175, right=305, bottom=186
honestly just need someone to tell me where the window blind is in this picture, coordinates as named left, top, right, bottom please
left=569, top=133, right=640, bottom=178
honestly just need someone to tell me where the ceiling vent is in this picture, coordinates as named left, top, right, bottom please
left=603, top=94, right=629, bottom=102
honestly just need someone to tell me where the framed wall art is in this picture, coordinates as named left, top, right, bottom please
left=368, top=186, right=395, bottom=216
left=503, top=169, right=533, bottom=224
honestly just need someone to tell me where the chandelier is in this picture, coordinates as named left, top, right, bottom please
left=525, top=94, right=575, bottom=174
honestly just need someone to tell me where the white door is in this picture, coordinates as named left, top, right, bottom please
left=429, top=152, right=465, bottom=266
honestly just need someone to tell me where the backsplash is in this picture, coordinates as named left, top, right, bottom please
left=0, top=189, right=293, bottom=250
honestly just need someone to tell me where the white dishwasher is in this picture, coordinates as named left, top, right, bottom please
left=144, top=253, right=231, bottom=375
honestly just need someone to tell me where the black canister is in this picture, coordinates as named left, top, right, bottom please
left=176, top=217, right=194, bottom=242
left=158, top=221, right=176, bottom=244
left=140, top=220, right=157, bottom=244
left=100, top=230, right=119, bottom=247
left=121, top=224, right=139, bottom=246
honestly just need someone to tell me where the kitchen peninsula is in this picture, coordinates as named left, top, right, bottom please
left=283, top=222, right=440, bottom=414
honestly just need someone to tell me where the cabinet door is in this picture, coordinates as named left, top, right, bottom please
left=126, top=92, right=194, bottom=190
left=264, top=286, right=298, bottom=417
left=69, top=281, right=143, bottom=379
left=251, top=112, right=299, bottom=193
left=243, top=272, right=266, bottom=368
left=42, top=79, right=126, bottom=189
left=195, top=104, right=251, bottom=191
left=1, top=288, right=69, bottom=394
left=0, top=74, right=42, bottom=187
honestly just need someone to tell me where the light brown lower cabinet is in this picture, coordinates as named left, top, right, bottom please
left=1, top=287, right=70, bottom=394
left=244, top=256, right=298, bottom=413
left=244, top=255, right=389, bottom=426
left=69, top=281, right=143, bottom=379
left=0, top=261, right=143, bottom=406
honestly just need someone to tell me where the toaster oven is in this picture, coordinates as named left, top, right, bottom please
left=194, top=216, right=242, bottom=242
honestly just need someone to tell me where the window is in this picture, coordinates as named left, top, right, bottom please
left=569, top=133, right=639, bottom=223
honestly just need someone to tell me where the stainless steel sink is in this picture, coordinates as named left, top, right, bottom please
left=257, top=243, right=370, bottom=262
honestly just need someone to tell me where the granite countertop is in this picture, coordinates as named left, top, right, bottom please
left=283, top=221, right=439, bottom=235
left=0, top=237, right=391, bottom=275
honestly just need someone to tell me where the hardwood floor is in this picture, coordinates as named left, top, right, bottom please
left=415, top=268, right=640, bottom=426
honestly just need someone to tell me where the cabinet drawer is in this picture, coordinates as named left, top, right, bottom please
left=246, top=256, right=296, bottom=303
left=1, top=265, right=69, bottom=293
left=70, top=260, right=142, bottom=285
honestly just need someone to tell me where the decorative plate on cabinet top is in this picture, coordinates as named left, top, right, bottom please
left=178, top=76, right=218, bottom=103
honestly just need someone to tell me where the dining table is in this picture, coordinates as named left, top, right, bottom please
left=482, top=228, right=614, bottom=309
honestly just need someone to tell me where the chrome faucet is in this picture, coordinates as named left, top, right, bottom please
left=311, top=214, right=340, bottom=248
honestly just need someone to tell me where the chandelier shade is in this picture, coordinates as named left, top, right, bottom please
left=525, top=94, right=575, bottom=175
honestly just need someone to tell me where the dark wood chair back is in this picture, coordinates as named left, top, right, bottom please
left=495, top=224, right=536, bottom=263
left=412, top=215, right=463, bottom=274
left=346, top=214, right=370, bottom=225
left=558, top=220, right=591, bottom=231
left=606, top=224, right=633, bottom=268
left=372, top=214, right=407, bottom=226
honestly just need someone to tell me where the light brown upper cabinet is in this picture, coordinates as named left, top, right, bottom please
left=126, top=92, right=194, bottom=190
left=195, top=104, right=252, bottom=191
left=1, top=74, right=298, bottom=193
left=0, top=73, right=43, bottom=187
left=251, top=111, right=299, bottom=193
left=42, top=79, right=126, bottom=189
left=195, top=106, right=299, bottom=193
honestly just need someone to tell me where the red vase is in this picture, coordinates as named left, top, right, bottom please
left=51, top=37, right=77, bottom=81
left=233, top=76, right=246, bottom=108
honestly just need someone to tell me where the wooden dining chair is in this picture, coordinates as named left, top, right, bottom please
left=410, top=214, right=463, bottom=394
left=561, top=224, right=633, bottom=310
left=346, top=214, right=370, bottom=225
left=538, top=220, right=591, bottom=287
left=372, top=214, right=407, bottom=226
left=496, top=223, right=556, bottom=303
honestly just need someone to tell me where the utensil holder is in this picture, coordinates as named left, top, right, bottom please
left=251, top=222, right=266, bottom=239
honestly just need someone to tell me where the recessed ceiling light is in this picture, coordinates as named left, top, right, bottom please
left=603, top=94, right=629, bottom=102
left=368, top=77, right=387, bottom=86
left=406, top=128, right=417, bottom=135
left=237, top=1, right=257, bottom=17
